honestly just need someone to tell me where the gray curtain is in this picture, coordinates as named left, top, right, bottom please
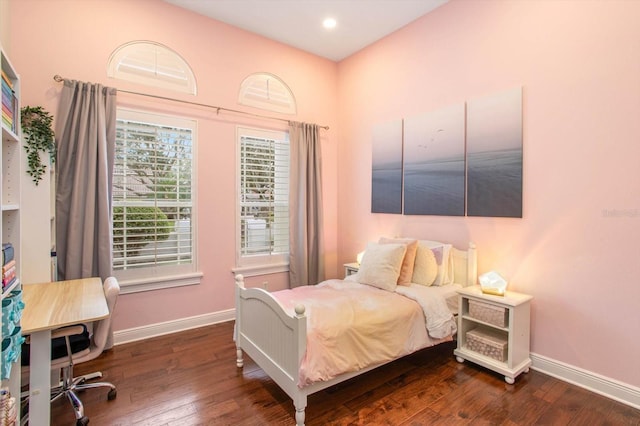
left=55, top=79, right=117, bottom=281
left=288, top=121, right=325, bottom=287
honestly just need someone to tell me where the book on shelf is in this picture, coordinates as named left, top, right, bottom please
left=1, top=80, right=12, bottom=96
left=2, top=264, right=15, bottom=282
left=1, top=75, right=17, bottom=133
left=1, top=85, right=13, bottom=103
left=1, top=244, right=17, bottom=291
left=2, top=264, right=15, bottom=279
left=2, top=243, right=14, bottom=266
left=1, top=259, right=15, bottom=274
left=2, top=276, right=16, bottom=292
left=2, top=103, right=13, bottom=124
left=1, top=100, right=12, bottom=114
left=1, top=69, right=14, bottom=89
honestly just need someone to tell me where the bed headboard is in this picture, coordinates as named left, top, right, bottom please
left=451, top=242, right=477, bottom=287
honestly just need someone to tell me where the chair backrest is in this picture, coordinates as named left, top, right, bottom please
left=91, top=277, right=120, bottom=352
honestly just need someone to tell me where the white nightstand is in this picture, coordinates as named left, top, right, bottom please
left=454, top=285, right=532, bottom=384
left=343, top=262, right=359, bottom=278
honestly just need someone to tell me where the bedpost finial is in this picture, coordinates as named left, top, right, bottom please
left=294, top=304, right=306, bottom=316
left=235, top=274, right=245, bottom=288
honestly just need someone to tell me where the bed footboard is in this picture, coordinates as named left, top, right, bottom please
left=235, top=274, right=308, bottom=425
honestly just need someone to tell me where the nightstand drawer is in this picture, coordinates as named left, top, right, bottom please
left=469, top=299, right=508, bottom=327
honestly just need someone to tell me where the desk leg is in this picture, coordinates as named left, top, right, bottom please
left=29, top=330, right=52, bottom=425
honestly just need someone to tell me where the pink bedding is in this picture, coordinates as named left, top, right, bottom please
left=273, top=279, right=453, bottom=387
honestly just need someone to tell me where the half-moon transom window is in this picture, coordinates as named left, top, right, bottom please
left=107, top=41, right=196, bottom=95
left=238, top=73, right=296, bottom=115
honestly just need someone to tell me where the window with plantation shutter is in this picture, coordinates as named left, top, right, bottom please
left=236, top=127, right=289, bottom=273
left=238, top=73, right=296, bottom=114
left=113, top=109, right=200, bottom=292
left=107, top=41, right=197, bottom=95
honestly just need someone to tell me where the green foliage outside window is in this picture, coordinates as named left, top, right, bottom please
left=113, top=206, right=173, bottom=257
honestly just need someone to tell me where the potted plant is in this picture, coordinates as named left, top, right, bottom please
left=21, top=105, right=56, bottom=185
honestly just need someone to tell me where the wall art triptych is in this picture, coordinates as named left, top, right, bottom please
left=371, top=119, right=403, bottom=214
left=371, top=87, right=523, bottom=218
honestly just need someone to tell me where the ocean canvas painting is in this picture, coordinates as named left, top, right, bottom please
left=371, top=119, right=403, bottom=214
left=403, top=104, right=465, bottom=216
left=467, top=87, right=523, bottom=217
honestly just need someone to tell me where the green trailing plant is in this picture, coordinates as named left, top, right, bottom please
left=21, top=106, right=56, bottom=185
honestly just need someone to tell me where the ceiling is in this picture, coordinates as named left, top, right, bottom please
left=163, top=0, right=449, bottom=62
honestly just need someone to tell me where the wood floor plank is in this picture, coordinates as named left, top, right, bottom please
left=42, top=321, right=639, bottom=425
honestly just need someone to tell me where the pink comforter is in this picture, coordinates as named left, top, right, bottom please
left=273, top=279, right=452, bottom=387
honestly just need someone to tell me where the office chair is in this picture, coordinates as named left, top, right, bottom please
left=22, top=277, right=120, bottom=426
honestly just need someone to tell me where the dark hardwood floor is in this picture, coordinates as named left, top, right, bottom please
left=48, top=321, right=639, bottom=425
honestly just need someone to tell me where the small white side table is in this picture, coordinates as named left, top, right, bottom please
left=343, top=262, right=359, bottom=278
left=454, top=285, right=532, bottom=384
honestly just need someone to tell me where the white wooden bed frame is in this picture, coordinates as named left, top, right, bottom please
left=234, top=242, right=477, bottom=426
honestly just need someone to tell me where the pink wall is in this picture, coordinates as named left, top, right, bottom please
left=8, top=0, right=339, bottom=329
left=8, top=0, right=640, bottom=390
left=337, top=0, right=640, bottom=387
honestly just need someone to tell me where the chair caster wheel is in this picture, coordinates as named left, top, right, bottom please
left=76, top=416, right=89, bottom=426
left=108, top=389, right=117, bottom=400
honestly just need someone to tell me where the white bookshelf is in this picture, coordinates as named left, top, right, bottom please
left=1, top=45, right=22, bottom=421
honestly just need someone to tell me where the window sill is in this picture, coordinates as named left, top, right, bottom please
left=231, top=262, right=289, bottom=277
left=118, top=271, right=203, bottom=294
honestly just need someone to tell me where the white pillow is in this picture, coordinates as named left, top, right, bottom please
left=378, top=237, right=418, bottom=286
left=355, top=242, right=407, bottom=291
left=417, top=240, right=454, bottom=286
left=412, top=244, right=438, bottom=286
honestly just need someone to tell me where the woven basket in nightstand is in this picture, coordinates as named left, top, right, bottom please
left=469, top=299, right=508, bottom=327
left=465, top=328, right=508, bottom=362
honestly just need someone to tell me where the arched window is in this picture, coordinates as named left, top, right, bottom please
left=107, top=41, right=197, bottom=95
left=238, top=73, right=296, bottom=114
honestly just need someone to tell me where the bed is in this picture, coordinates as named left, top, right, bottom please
left=234, top=240, right=477, bottom=426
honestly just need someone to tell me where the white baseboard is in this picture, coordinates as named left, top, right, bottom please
left=531, top=352, right=640, bottom=410
left=113, top=309, right=235, bottom=345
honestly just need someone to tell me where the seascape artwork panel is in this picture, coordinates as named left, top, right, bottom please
left=371, top=119, right=403, bottom=214
left=403, top=104, right=465, bottom=216
left=467, top=87, right=523, bottom=217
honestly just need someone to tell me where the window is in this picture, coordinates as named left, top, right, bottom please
left=107, top=41, right=197, bottom=95
left=238, top=73, right=296, bottom=114
left=113, top=109, right=200, bottom=292
left=236, top=127, right=289, bottom=274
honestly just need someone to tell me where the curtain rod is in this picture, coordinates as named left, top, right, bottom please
left=52, top=75, right=329, bottom=130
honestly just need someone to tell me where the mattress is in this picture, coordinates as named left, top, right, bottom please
left=273, top=279, right=455, bottom=387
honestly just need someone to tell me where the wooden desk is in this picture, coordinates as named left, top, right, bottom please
left=22, top=277, right=109, bottom=425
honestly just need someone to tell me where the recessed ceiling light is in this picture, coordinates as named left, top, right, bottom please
left=322, top=17, right=337, bottom=30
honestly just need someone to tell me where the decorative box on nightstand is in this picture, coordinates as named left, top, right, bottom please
left=454, top=285, right=533, bottom=384
left=343, top=262, right=359, bottom=278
